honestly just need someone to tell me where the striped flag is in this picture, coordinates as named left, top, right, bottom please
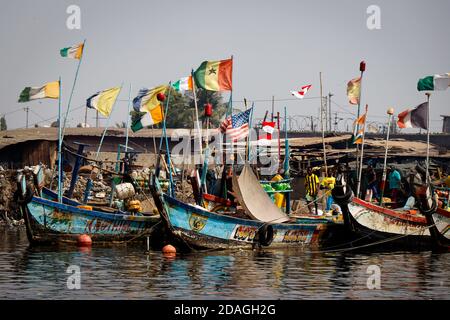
left=18, top=81, right=60, bottom=102
left=290, top=85, right=312, bottom=99
left=172, top=76, right=193, bottom=92
left=352, top=107, right=368, bottom=144
left=397, top=102, right=428, bottom=130
left=258, top=121, right=276, bottom=146
left=220, top=108, right=252, bottom=141
left=86, top=87, right=121, bottom=117
left=60, top=43, right=84, bottom=60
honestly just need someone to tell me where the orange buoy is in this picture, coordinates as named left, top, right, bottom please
left=77, top=234, right=92, bottom=247
left=162, top=244, right=176, bottom=254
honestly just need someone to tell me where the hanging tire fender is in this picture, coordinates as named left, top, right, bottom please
left=418, top=197, right=437, bottom=216
left=258, top=224, right=274, bottom=247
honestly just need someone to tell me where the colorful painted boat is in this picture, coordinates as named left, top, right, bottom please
left=332, top=187, right=433, bottom=249
left=424, top=207, right=450, bottom=250
left=151, top=178, right=343, bottom=250
left=17, top=170, right=159, bottom=245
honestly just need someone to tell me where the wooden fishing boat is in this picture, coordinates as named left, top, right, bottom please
left=16, top=168, right=159, bottom=245
left=426, top=207, right=450, bottom=250
left=332, top=186, right=433, bottom=249
left=151, top=177, right=343, bottom=250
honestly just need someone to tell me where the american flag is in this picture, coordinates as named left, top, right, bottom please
left=220, top=108, right=252, bottom=141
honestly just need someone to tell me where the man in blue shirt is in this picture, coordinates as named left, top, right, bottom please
left=389, top=166, right=402, bottom=207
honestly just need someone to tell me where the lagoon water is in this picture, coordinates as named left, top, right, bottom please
left=0, top=225, right=448, bottom=300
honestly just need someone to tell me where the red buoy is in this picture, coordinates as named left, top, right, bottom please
left=204, top=103, right=213, bottom=117
left=77, top=234, right=92, bottom=247
left=157, top=92, right=166, bottom=102
left=162, top=244, right=176, bottom=254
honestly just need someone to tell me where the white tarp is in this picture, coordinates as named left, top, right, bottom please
left=232, top=165, right=290, bottom=223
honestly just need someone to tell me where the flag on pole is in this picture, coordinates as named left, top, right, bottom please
left=18, top=81, right=60, bottom=102
left=172, top=76, right=193, bottom=92
left=417, top=73, right=450, bottom=91
left=290, top=85, right=312, bottom=99
left=131, top=110, right=163, bottom=132
left=352, top=110, right=367, bottom=144
left=397, top=102, right=428, bottom=130
left=60, top=43, right=84, bottom=60
left=193, top=59, right=232, bottom=91
left=347, top=77, right=361, bottom=105
left=133, top=85, right=168, bottom=113
left=86, top=87, right=120, bottom=117
left=258, top=121, right=276, bottom=146
left=220, top=108, right=252, bottom=141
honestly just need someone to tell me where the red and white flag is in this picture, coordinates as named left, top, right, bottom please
left=290, top=84, right=312, bottom=99
left=258, top=121, right=276, bottom=146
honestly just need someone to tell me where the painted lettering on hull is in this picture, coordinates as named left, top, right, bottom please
left=232, top=225, right=258, bottom=242
left=282, top=230, right=310, bottom=243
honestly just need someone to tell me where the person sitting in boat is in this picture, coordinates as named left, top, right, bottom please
left=305, top=167, right=320, bottom=214
left=388, top=165, right=402, bottom=208
left=366, top=164, right=379, bottom=202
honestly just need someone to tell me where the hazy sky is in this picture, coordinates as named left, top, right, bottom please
left=1, top=0, right=449, bottom=132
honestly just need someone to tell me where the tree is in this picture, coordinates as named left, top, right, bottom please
left=0, top=116, right=6, bottom=131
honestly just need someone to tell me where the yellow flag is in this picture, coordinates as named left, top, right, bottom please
left=135, top=85, right=168, bottom=114
left=347, top=77, right=361, bottom=105
left=86, top=87, right=121, bottom=117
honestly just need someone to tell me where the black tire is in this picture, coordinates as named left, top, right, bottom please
left=258, top=224, right=274, bottom=247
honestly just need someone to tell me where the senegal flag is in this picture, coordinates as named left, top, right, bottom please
left=193, top=59, right=232, bottom=91
left=18, top=81, right=60, bottom=102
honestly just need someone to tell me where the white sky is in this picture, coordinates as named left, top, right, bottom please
left=1, top=0, right=449, bottom=132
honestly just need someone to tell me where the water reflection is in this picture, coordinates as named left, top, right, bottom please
left=0, top=226, right=448, bottom=299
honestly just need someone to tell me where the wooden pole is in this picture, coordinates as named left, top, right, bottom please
left=379, top=109, right=394, bottom=206
left=57, top=77, right=63, bottom=203
left=356, top=104, right=368, bottom=198
left=61, top=39, right=86, bottom=137
left=124, top=83, right=132, bottom=152
left=425, top=93, right=431, bottom=184
left=320, top=72, right=328, bottom=176
left=191, top=70, right=203, bottom=162
left=355, top=61, right=366, bottom=192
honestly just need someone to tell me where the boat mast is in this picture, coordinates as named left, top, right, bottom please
left=379, top=107, right=394, bottom=206
left=356, top=104, right=368, bottom=198
left=319, top=72, right=328, bottom=176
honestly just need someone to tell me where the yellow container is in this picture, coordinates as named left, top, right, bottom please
left=77, top=205, right=93, bottom=211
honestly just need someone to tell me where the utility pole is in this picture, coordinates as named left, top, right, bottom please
left=271, top=95, right=274, bottom=121
left=310, top=116, right=314, bottom=132
left=84, top=106, right=88, bottom=127
left=24, top=107, right=29, bottom=128
left=334, top=112, right=338, bottom=132
left=96, top=110, right=99, bottom=128
left=328, top=92, right=333, bottom=132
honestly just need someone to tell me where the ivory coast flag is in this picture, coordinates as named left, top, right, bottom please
left=18, top=81, right=60, bottom=102
left=172, top=76, right=193, bottom=92
left=60, top=43, right=84, bottom=59
left=193, top=59, right=232, bottom=91
left=86, top=87, right=121, bottom=117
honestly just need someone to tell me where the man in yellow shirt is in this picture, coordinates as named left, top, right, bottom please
left=305, top=167, right=320, bottom=214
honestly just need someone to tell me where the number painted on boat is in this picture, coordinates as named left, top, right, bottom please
left=231, top=225, right=258, bottom=242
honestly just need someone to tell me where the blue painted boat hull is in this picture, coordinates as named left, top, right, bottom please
left=21, top=189, right=159, bottom=245
left=153, top=185, right=340, bottom=250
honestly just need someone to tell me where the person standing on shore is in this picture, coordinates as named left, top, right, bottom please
left=305, top=167, right=320, bottom=214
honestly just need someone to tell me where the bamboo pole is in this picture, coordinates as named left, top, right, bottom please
left=124, top=83, right=132, bottom=152
left=356, top=104, right=369, bottom=198
left=61, top=39, right=86, bottom=137
left=425, top=93, right=431, bottom=184
left=355, top=61, right=366, bottom=193
left=57, top=77, right=63, bottom=203
left=191, top=70, right=203, bottom=162
left=379, top=108, right=394, bottom=206
left=319, top=72, right=328, bottom=176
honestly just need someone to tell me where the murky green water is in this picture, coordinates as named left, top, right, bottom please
left=0, top=225, right=448, bottom=299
